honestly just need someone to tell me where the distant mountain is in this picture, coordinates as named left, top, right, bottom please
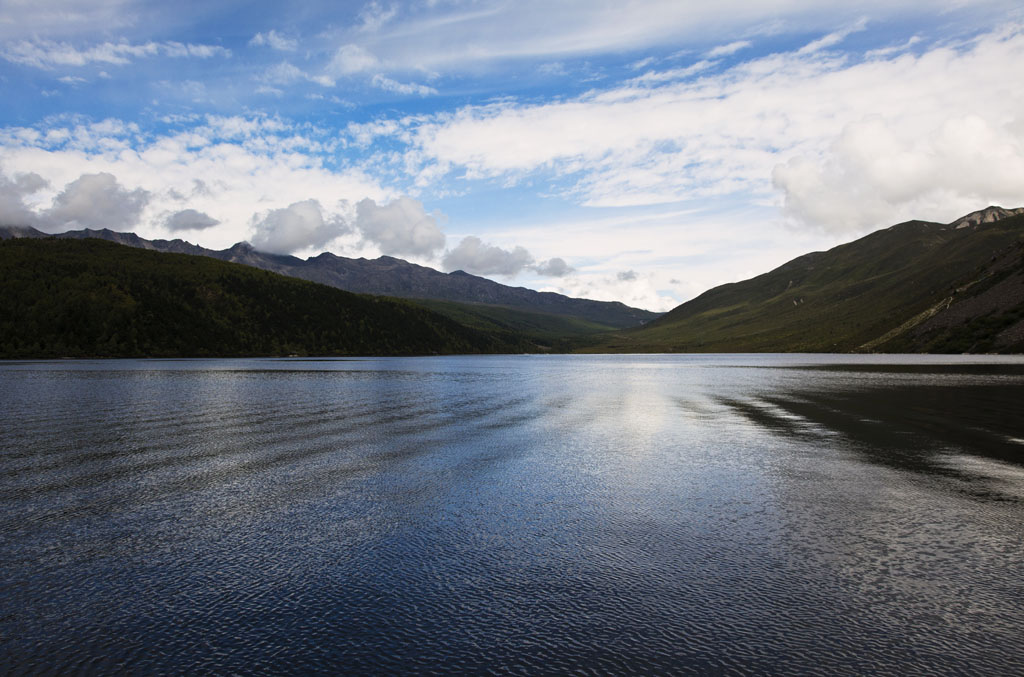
left=593, top=207, right=1024, bottom=354
left=0, top=226, right=659, bottom=329
left=0, top=238, right=531, bottom=358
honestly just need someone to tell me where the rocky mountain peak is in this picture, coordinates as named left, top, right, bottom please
left=950, top=206, right=1024, bottom=229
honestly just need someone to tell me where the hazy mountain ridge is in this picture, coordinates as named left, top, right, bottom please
left=592, top=206, right=1024, bottom=354
left=0, top=226, right=659, bottom=329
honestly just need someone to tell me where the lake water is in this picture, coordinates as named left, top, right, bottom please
left=2, top=354, right=1023, bottom=674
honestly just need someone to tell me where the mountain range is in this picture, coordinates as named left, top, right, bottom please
left=0, top=237, right=528, bottom=358
left=3, top=205, right=1023, bottom=355
left=0, top=225, right=659, bottom=331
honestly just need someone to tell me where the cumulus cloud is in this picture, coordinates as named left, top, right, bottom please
left=0, top=170, right=48, bottom=225
left=42, top=172, right=150, bottom=232
left=442, top=236, right=533, bottom=276
left=533, top=257, right=574, bottom=277
left=0, top=113, right=387, bottom=249
left=355, top=196, right=446, bottom=259
left=773, top=115, right=1024, bottom=232
left=165, top=209, right=220, bottom=231
left=617, top=270, right=638, bottom=281
left=251, top=199, right=350, bottom=254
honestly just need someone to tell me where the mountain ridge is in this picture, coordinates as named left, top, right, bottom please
left=0, top=237, right=530, bottom=358
left=0, top=225, right=659, bottom=329
left=588, top=206, right=1024, bottom=353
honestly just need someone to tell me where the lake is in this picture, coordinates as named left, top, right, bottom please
left=1, top=354, right=1023, bottom=674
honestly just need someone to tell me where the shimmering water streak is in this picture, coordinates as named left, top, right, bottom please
left=1, top=355, right=1023, bottom=674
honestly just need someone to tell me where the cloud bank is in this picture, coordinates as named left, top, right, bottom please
left=396, top=25, right=1024, bottom=232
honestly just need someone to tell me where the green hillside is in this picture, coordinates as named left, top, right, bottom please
left=590, top=211, right=1024, bottom=353
left=0, top=238, right=529, bottom=358
left=410, top=298, right=618, bottom=347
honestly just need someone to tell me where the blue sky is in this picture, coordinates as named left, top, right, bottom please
left=2, top=0, right=1023, bottom=310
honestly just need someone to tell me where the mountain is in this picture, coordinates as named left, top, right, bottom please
left=0, top=238, right=531, bottom=358
left=593, top=207, right=1024, bottom=354
left=0, top=225, right=659, bottom=329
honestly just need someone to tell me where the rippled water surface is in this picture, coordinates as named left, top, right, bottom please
left=2, top=354, right=1024, bottom=674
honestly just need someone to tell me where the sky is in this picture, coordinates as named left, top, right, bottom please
left=1, top=1, right=1023, bottom=311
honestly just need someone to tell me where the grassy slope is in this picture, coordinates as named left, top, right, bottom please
left=590, top=214, right=1024, bottom=353
left=879, top=239, right=1024, bottom=354
left=0, top=238, right=529, bottom=358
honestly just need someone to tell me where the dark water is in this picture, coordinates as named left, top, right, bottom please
left=2, top=354, right=1023, bottom=674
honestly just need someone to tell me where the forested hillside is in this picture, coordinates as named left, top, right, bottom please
left=0, top=238, right=528, bottom=358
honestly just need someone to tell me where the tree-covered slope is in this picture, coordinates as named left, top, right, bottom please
left=591, top=208, right=1024, bottom=353
left=0, top=238, right=529, bottom=358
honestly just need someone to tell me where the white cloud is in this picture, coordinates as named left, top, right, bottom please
left=773, top=115, right=1024, bottom=232
left=249, top=30, right=298, bottom=51
left=256, top=85, right=285, bottom=96
left=258, top=61, right=337, bottom=90
left=327, top=44, right=380, bottom=76
left=356, top=196, right=446, bottom=258
left=442, top=236, right=533, bottom=276
left=398, top=25, right=1024, bottom=229
left=1, top=39, right=230, bottom=69
left=552, top=267, right=685, bottom=312
left=533, top=257, right=574, bottom=277
left=866, top=35, right=922, bottom=59
left=371, top=75, right=437, bottom=96
left=165, top=208, right=219, bottom=231
left=42, top=172, right=150, bottom=232
left=0, top=0, right=139, bottom=41
left=262, top=61, right=305, bottom=84
left=315, top=0, right=1012, bottom=74
left=359, top=2, right=398, bottom=33
left=797, top=17, right=869, bottom=55
left=0, top=170, right=48, bottom=225
left=0, top=115, right=387, bottom=250
left=347, top=119, right=404, bottom=148
left=251, top=199, right=350, bottom=254
left=706, top=40, right=752, bottom=58
left=491, top=207, right=759, bottom=311
left=627, top=60, right=714, bottom=86
left=538, top=62, right=569, bottom=76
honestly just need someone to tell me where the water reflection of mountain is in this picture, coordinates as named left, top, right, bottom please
left=710, top=371, right=1024, bottom=502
